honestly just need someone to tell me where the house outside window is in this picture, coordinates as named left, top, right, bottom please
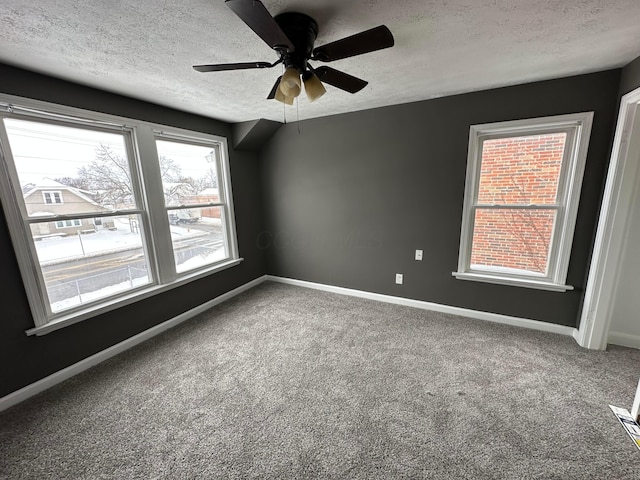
left=0, top=95, right=240, bottom=334
left=453, top=112, right=593, bottom=291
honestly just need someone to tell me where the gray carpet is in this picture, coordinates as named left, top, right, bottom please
left=1, top=281, right=639, bottom=479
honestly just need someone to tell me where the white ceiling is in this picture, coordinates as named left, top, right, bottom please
left=1, top=1, right=640, bottom=124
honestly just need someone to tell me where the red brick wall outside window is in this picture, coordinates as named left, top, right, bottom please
left=470, top=133, right=566, bottom=275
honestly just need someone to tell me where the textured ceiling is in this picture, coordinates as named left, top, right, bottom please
left=1, top=1, right=640, bottom=123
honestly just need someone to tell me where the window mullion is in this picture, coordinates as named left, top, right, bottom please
left=166, top=203, right=225, bottom=211
left=473, top=204, right=560, bottom=210
left=134, top=127, right=177, bottom=284
left=24, top=209, right=143, bottom=224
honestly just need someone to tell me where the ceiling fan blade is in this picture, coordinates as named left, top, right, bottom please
left=314, top=66, right=368, bottom=94
left=267, top=76, right=282, bottom=99
left=225, top=0, right=294, bottom=53
left=193, top=62, right=274, bottom=72
left=312, top=25, right=394, bottom=62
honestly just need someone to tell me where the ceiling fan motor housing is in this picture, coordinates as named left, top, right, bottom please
left=274, top=12, right=318, bottom=72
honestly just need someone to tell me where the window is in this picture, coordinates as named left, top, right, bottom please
left=155, top=138, right=229, bottom=273
left=43, top=191, right=63, bottom=204
left=453, top=112, right=593, bottom=291
left=0, top=95, right=240, bottom=334
left=55, top=220, right=82, bottom=228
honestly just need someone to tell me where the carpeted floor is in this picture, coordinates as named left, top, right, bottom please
left=1, top=281, right=639, bottom=479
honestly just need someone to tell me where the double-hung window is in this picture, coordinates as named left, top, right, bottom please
left=453, top=112, right=593, bottom=291
left=155, top=136, right=230, bottom=273
left=43, top=191, right=63, bottom=204
left=0, top=95, right=240, bottom=334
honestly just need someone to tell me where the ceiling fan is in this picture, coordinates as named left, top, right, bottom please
left=193, top=0, right=395, bottom=104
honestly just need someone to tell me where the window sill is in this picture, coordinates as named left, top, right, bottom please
left=26, top=258, right=244, bottom=336
left=452, top=271, right=573, bottom=292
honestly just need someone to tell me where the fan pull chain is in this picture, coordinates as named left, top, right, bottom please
left=282, top=98, right=286, bottom=125
left=296, top=97, right=301, bottom=135
left=281, top=64, right=287, bottom=125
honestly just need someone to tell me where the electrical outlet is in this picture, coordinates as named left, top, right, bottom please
left=415, top=249, right=423, bottom=261
left=395, top=273, right=403, bottom=284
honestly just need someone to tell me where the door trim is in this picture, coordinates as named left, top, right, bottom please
left=577, top=87, right=640, bottom=349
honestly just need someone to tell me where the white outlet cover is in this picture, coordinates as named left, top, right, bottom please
left=415, top=250, right=423, bottom=261
left=395, top=273, right=403, bottom=284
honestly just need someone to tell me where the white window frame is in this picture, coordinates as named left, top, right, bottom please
left=42, top=191, right=63, bottom=204
left=453, top=112, right=593, bottom=292
left=0, top=94, right=241, bottom=335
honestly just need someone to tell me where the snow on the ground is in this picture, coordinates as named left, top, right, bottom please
left=50, top=276, right=150, bottom=313
left=176, top=248, right=227, bottom=273
left=35, top=218, right=207, bottom=264
left=200, top=216, right=222, bottom=226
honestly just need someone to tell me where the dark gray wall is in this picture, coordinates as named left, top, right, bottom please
left=619, top=55, right=640, bottom=97
left=260, top=70, right=621, bottom=327
left=0, top=64, right=266, bottom=397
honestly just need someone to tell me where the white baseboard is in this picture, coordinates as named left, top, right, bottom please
left=608, top=331, right=640, bottom=350
left=265, top=275, right=577, bottom=338
left=0, top=275, right=267, bottom=413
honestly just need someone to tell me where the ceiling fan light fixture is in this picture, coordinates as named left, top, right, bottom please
left=280, top=67, right=301, bottom=98
left=303, top=72, right=326, bottom=102
left=274, top=83, right=295, bottom=105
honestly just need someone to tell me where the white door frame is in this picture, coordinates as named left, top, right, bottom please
left=576, top=86, right=640, bottom=350
left=632, top=378, right=640, bottom=421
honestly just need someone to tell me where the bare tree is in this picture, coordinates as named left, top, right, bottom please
left=163, top=181, right=197, bottom=206
left=77, top=144, right=181, bottom=208
left=54, top=176, right=90, bottom=190
left=178, top=174, right=217, bottom=194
